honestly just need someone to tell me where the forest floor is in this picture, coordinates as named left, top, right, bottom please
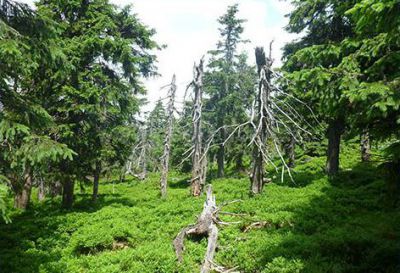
left=0, top=146, right=399, bottom=273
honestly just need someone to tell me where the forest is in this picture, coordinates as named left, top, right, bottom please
left=0, top=0, right=399, bottom=272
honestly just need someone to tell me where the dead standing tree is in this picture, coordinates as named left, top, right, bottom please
left=247, top=44, right=314, bottom=194
left=187, top=59, right=207, bottom=196
left=250, top=47, right=273, bottom=194
left=126, top=126, right=148, bottom=180
left=160, top=75, right=177, bottom=197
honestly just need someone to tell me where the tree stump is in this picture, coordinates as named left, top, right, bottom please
left=173, top=185, right=239, bottom=273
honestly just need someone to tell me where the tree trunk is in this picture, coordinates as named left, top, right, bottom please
left=250, top=149, right=264, bottom=194
left=326, top=117, right=345, bottom=175
left=62, top=178, right=74, bottom=209
left=14, top=166, right=33, bottom=209
left=38, top=176, right=45, bottom=202
left=160, top=75, right=176, bottom=198
left=360, top=130, right=371, bottom=162
left=250, top=47, right=271, bottom=194
left=217, top=133, right=225, bottom=178
left=285, top=135, right=296, bottom=168
left=92, top=160, right=101, bottom=201
left=191, top=59, right=207, bottom=196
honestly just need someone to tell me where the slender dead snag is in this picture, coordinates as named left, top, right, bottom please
left=173, top=185, right=240, bottom=273
left=160, top=75, right=177, bottom=197
left=250, top=46, right=273, bottom=194
left=126, top=126, right=148, bottom=180
left=246, top=43, right=315, bottom=192
left=188, top=59, right=207, bottom=196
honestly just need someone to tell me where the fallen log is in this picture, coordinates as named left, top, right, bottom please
left=173, top=184, right=239, bottom=273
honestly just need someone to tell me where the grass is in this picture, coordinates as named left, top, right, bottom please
left=0, top=147, right=399, bottom=273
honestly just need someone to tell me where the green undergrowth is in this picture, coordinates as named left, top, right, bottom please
left=0, top=150, right=399, bottom=272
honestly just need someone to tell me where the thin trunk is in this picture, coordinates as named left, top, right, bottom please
left=38, top=176, right=45, bottom=202
left=326, top=117, right=345, bottom=175
left=62, top=178, right=74, bottom=209
left=286, top=135, right=296, bottom=168
left=250, top=47, right=271, bottom=194
left=191, top=59, right=206, bottom=196
left=217, top=136, right=225, bottom=178
left=92, top=160, right=101, bottom=201
left=160, top=75, right=176, bottom=198
left=14, top=166, right=33, bottom=209
left=360, top=130, right=371, bottom=162
left=250, top=150, right=264, bottom=194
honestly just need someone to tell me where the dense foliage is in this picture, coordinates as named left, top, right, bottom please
left=0, top=146, right=398, bottom=272
left=1, top=0, right=399, bottom=272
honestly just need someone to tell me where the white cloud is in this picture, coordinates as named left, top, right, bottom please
left=128, top=0, right=297, bottom=112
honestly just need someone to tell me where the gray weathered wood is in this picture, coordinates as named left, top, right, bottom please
left=190, top=59, right=207, bottom=196
left=160, top=75, right=177, bottom=197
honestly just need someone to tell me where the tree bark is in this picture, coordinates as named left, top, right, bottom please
left=285, top=135, right=296, bottom=168
left=191, top=59, right=207, bottom=196
left=217, top=133, right=225, bottom=178
left=38, top=176, right=45, bottom=202
left=250, top=47, right=271, bottom=194
left=62, top=178, right=74, bottom=209
left=360, top=130, right=371, bottom=162
left=250, top=149, right=264, bottom=194
left=174, top=185, right=218, bottom=273
left=326, top=117, right=345, bottom=175
left=160, top=75, right=176, bottom=198
left=14, top=166, right=33, bottom=209
left=92, top=160, right=101, bottom=201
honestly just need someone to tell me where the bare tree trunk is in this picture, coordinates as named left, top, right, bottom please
left=160, top=75, right=177, bottom=198
left=14, top=166, right=32, bottom=209
left=250, top=149, right=264, bottom=194
left=190, top=59, right=207, bottom=196
left=250, top=47, right=272, bottom=194
left=38, top=176, right=45, bottom=202
left=326, top=117, right=344, bottom=175
left=62, top=178, right=74, bottom=209
left=217, top=129, right=225, bottom=178
left=92, top=160, right=101, bottom=201
left=360, top=129, right=371, bottom=162
left=285, top=135, right=296, bottom=168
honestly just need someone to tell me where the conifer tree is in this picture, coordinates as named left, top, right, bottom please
left=204, top=4, right=253, bottom=177
left=36, top=0, right=158, bottom=207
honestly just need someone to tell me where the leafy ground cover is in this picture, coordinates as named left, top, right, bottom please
left=0, top=148, right=399, bottom=273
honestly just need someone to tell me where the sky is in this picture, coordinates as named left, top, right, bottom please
left=20, top=0, right=296, bottom=113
